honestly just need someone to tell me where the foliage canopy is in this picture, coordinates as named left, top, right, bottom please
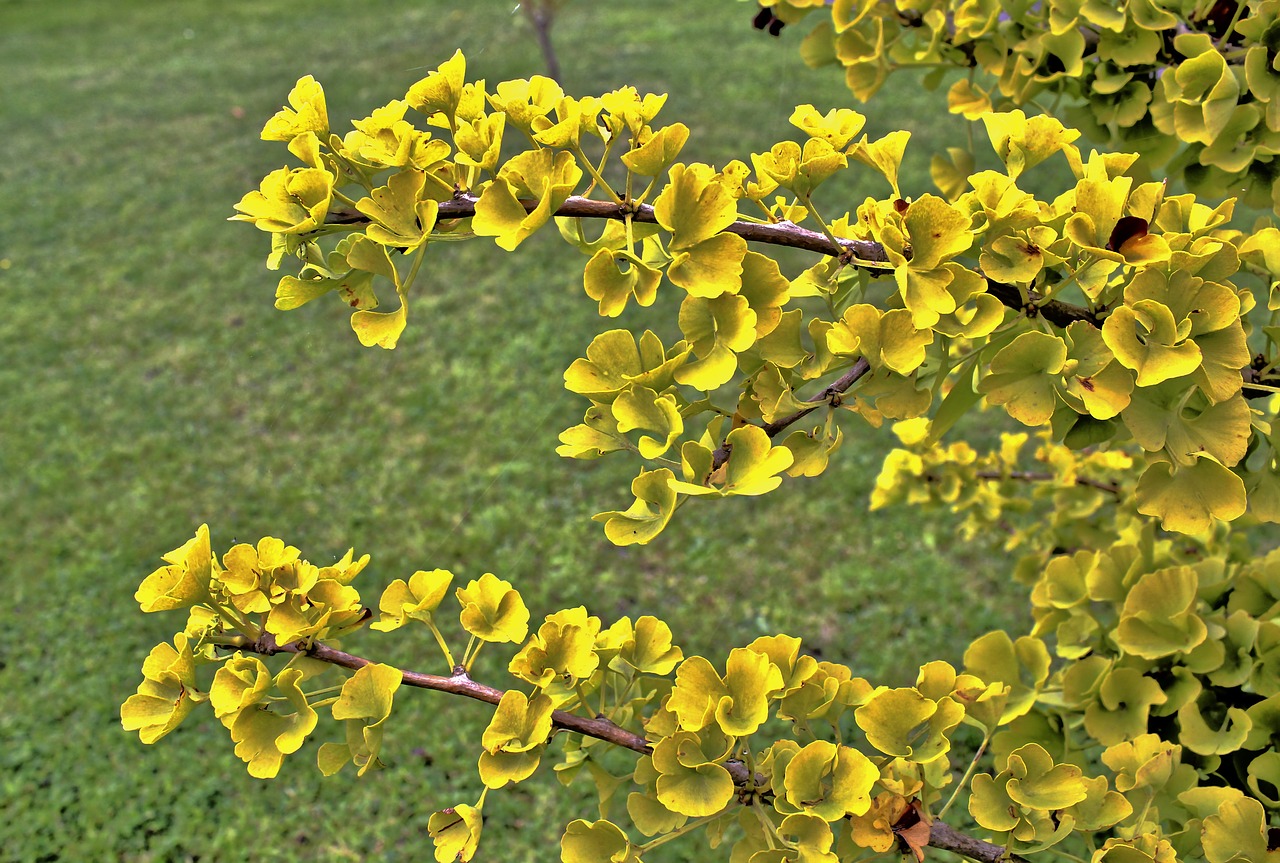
left=126, top=3, right=1280, bottom=863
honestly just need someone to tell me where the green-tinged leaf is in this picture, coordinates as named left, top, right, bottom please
left=1177, top=699, right=1250, bottom=756
left=979, top=331, right=1068, bottom=426
left=651, top=730, right=735, bottom=817
left=622, top=123, right=690, bottom=177
left=827, top=304, right=932, bottom=375
left=1246, top=751, right=1280, bottom=807
left=584, top=249, right=661, bottom=317
left=561, top=819, right=641, bottom=863
left=1114, top=567, right=1208, bottom=659
left=778, top=740, right=877, bottom=821
left=613, top=386, right=683, bottom=459
left=557, top=404, right=629, bottom=460
left=932, top=146, right=976, bottom=201
left=982, top=111, right=1080, bottom=178
left=275, top=272, right=345, bottom=310
left=1099, top=734, right=1183, bottom=794
left=1084, top=668, right=1169, bottom=745
left=854, top=688, right=963, bottom=763
left=565, top=330, right=689, bottom=402
left=428, top=804, right=483, bottom=863
left=748, top=364, right=812, bottom=426
left=356, top=171, right=440, bottom=249
left=455, top=112, right=505, bottom=171
left=1100, top=300, right=1198, bottom=384
left=628, top=789, right=686, bottom=837
left=1164, top=38, right=1241, bottom=145
left=964, top=631, right=1050, bottom=724
left=855, top=688, right=933, bottom=758
left=903, top=195, right=973, bottom=270
left=593, top=468, right=678, bottom=546
left=351, top=299, right=408, bottom=350
left=371, top=568, right=454, bottom=632
left=716, top=646, right=784, bottom=736
left=1062, top=775, right=1132, bottom=831
left=969, top=772, right=1020, bottom=832
left=738, top=250, right=791, bottom=338
left=667, top=655, right=726, bottom=732
left=674, top=294, right=756, bottom=390
left=615, top=615, right=683, bottom=676
left=948, top=79, right=992, bottom=120
left=1201, top=795, right=1279, bottom=863
left=670, top=425, right=793, bottom=498
left=782, top=425, right=842, bottom=478
left=1004, top=743, right=1089, bottom=810
left=1135, top=455, right=1247, bottom=534
left=473, top=149, right=582, bottom=251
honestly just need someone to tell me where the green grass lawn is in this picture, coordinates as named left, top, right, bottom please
left=0, top=2, right=1026, bottom=860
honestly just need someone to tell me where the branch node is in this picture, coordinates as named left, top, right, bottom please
left=255, top=632, right=281, bottom=656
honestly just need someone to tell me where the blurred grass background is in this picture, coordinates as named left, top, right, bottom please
left=0, top=1, right=1026, bottom=860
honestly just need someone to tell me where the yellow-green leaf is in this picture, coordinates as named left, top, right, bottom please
left=592, top=468, right=678, bottom=546
left=261, top=75, right=328, bottom=142
left=456, top=572, right=530, bottom=643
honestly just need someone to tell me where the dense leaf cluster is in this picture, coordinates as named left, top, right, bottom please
left=229, top=53, right=1278, bottom=541
left=124, top=517, right=1280, bottom=862
left=765, top=0, right=1280, bottom=213
left=125, top=5, right=1280, bottom=863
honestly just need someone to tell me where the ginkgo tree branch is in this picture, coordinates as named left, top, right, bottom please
left=432, top=193, right=1277, bottom=395
left=711, top=357, right=872, bottom=470
left=970, top=469, right=1123, bottom=496
left=242, top=632, right=1028, bottom=863
left=248, top=632, right=652, bottom=752
left=420, top=193, right=1101, bottom=328
left=332, top=193, right=1280, bottom=391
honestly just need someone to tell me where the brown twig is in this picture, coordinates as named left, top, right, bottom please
left=430, top=194, right=894, bottom=270
left=931, top=821, right=1028, bottom=863
left=244, top=634, right=1030, bottom=863
left=977, top=469, right=1123, bottom=496
left=263, top=637, right=653, bottom=754
left=330, top=193, right=1132, bottom=330
left=520, top=0, right=562, bottom=83
left=398, top=193, right=1109, bottom=328
left=710, top=357, right=872, bottom=470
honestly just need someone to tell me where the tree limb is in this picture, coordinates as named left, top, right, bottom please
left=240, top=633, right=1030, bottom=863
left=974, top=469, right=1122, bottom=496
left=520, top=0, right=562, bottom=83
left=423, top=193, right=1100, bottom=327
left=711, top=357, right=872, bottom=470
left=930, top=821, right=1028, bottom=863
left=255, top=635, right=653, bottom=754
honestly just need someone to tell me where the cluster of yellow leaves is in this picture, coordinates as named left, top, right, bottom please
left=235, top=54, right=1278, bottom=548
left=124, top=521, right=1280, bottom=863
left=773, top=0, right=1280, bottom=213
